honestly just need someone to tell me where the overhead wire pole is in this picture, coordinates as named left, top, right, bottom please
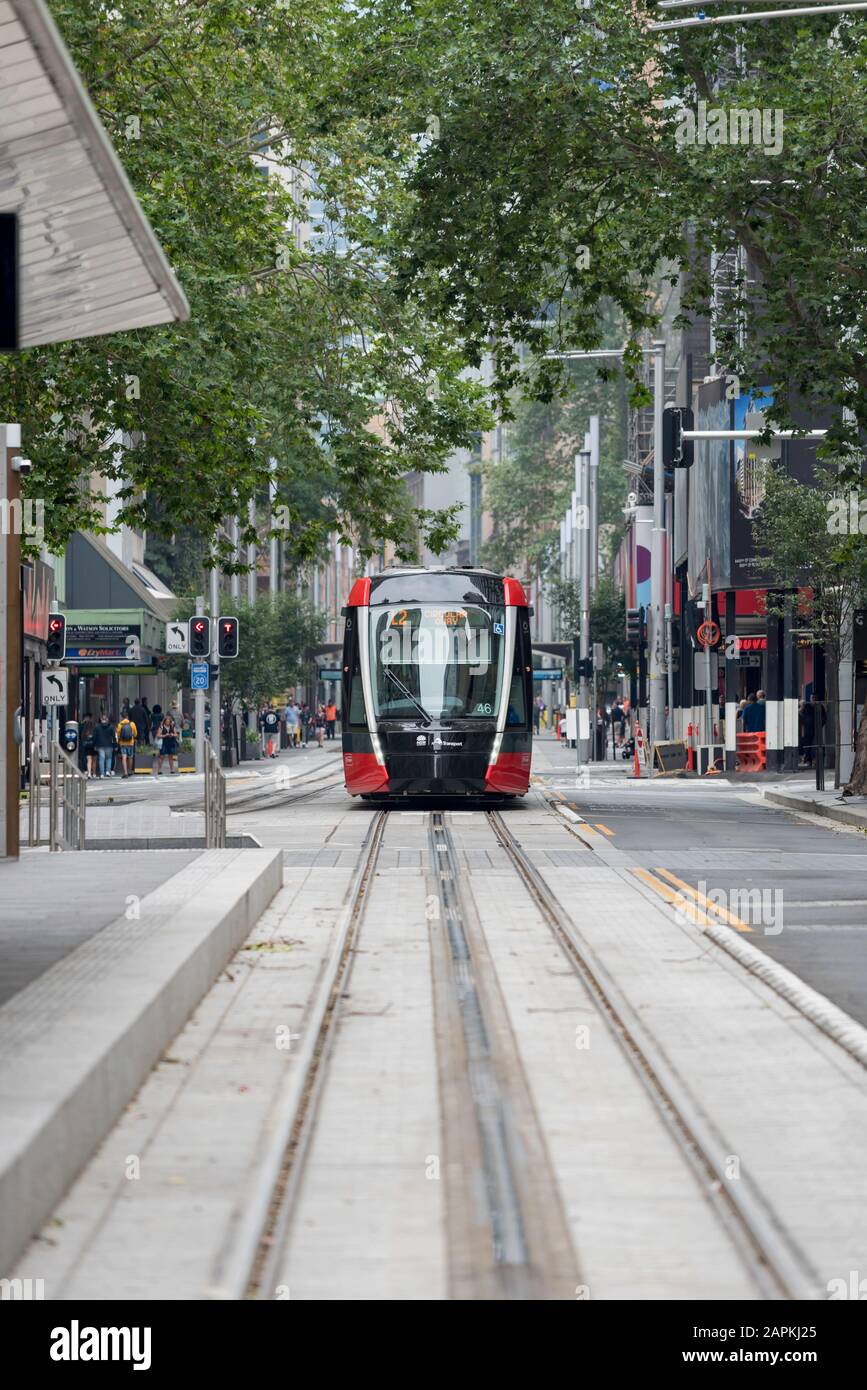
left=544, top=346, right=672, bottom=754
left=209, top=559, right=221, bottom=760
left=649, top=1, right=867, bottom=30
left=578, top=445, right=592, bottom=764
left=650, top=342, right=667, bottom=751
left=194, top=594, right=205, bottom=774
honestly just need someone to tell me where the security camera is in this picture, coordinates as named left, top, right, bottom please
left=11, top=456, right=33, bottom=474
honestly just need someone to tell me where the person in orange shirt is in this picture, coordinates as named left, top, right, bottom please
left=325, top=699, right=337, bottom=740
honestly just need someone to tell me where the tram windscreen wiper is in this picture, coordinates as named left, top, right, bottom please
left=384, top=667, right=433, bottom=726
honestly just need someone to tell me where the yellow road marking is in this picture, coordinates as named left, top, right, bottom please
left=653, top=867, right=752, bottom=933
left=594, top=823, right=615, bottom=837
left=630, top=868, right=713, bottom=926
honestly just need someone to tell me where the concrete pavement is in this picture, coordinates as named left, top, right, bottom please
left=11, top=735, right=867, bottom=1300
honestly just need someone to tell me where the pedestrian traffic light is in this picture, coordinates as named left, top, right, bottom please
left=189, top=615, right=210, bottom=657
left=218, top=616, right=239, bottom=658
left=46, top=612, right=66, bottom=661
left=662, top=405, right=694, bottom=469
left=626, top=606, right=642, bottom=644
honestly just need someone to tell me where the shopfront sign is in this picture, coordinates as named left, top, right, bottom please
left=65, top=623, right=141, bottom=664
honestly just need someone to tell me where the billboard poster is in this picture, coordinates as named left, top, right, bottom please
left=689, top=377, right=731, bottom=589
left=731, top=389, right=776, bottom=589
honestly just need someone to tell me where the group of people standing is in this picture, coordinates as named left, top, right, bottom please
left=78, top=698, right=182, bottom=778
left=257, top=699, right=339, bottom=756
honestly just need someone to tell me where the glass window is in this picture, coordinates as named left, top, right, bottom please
left=506, top=671, right=527, bottom=727
left=369, top=604, right=506, bottom=720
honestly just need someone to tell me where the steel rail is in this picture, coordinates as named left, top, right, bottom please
left=487, top=808, right=822, bottom=1301
left=207, top=807, right=389, bottom=1300
left=428, top=809, right=533, bottom=1293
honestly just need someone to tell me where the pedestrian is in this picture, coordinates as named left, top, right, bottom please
left=741, top=691, right=761, bottom=733
left=300, top=702, right=312, bottom=745
left=754, top=689, right=767, bottom=733
left=611, top=696, right=625, bottom=748
left=156, top=707, right=180, bottom=775
left=325, top=697, right=337, bottom=740
left=130, top=695, right=149, bottom=774
left=284, top=699, right=301, bottom=748
left=92, top=713, right=116, bottom=778
left=115, top=709, right=137, bottom=778
left=533, top=695, right=543, bottom=734
left=150, top=704, right=163, bottom=774
left=315, top=703, right=326, bottom=748
left=261, top=705, right=280, bottom=757
left=80, top=712, right=96, bottom=777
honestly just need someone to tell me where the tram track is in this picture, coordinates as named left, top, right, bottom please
left=218, top=795, right=820, bottom=1301
left=239, top=804, right=577, bottom=1301
left=485, top=807, right=821, bottom=1301
left=210, top=806, right=388, bottom=1300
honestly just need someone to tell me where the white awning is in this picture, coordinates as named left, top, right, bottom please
left=0, top=0, right=189, bottom=347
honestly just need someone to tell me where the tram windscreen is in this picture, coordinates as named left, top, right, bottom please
left=369, top=604, right=506, bottom=720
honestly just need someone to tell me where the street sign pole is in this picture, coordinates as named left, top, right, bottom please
left=1, top=424, right=22, bottom=860
left=194, top=595, right=205, bottom=774
left=650, top=340, right=666, bottom=752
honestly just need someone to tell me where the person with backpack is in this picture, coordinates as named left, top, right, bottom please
left=116, top=711, right=137, bottom=778
left=155, top=708, right=180, bottom=775
left=315, top=703, right=326, bottom=748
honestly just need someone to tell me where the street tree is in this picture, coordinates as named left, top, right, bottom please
left=752, top=463, right=867, bottom=788
left=2, top=0, right=490, bottom=563
left=331, top=1, right=867, bottom=466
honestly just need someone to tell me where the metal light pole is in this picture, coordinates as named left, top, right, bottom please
left=650, top=341, right=666, bottom=750
left=588, top=415, right=599, bottom=597
left=247, top=496, right=257, bottom=605
left=230, top=515, right=241, bottom=603
left=578, top=448, right=592, bottom=764
left=209, top=563, right=221, bottom=761
left=269, top=458, right=279, bottom=595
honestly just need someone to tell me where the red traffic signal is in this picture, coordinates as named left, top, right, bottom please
left=47, top=612, right=66, bottom=661
left=218, top=616, right=239, bottom=659
left=189, top=615, right=210, bottom=657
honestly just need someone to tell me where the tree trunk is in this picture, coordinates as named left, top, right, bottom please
left=842, top=698, right=867, bottom=796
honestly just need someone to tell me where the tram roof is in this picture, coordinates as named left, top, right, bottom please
left=346, top=569, right=530, bottom=608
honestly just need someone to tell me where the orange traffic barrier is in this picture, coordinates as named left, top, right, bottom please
left=736, top=731, right=766, bottom=772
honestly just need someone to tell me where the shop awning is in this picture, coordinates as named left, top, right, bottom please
left=0, top=0, right=189, bottom=346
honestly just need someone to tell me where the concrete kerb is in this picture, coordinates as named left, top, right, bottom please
left=0, top=847, right=283, bottom=1276
left=763, top=787, right=867, bottom=832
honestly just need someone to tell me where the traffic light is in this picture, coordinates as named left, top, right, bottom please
left=218, top=615, right=239, bottom=659
left=662, top=405, right=695, bottom=469
left=189, top=615, right=210, bottom=657
left=46, top=612, right=66, bottom=661
left=626, top=606, right=643, bottom=644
